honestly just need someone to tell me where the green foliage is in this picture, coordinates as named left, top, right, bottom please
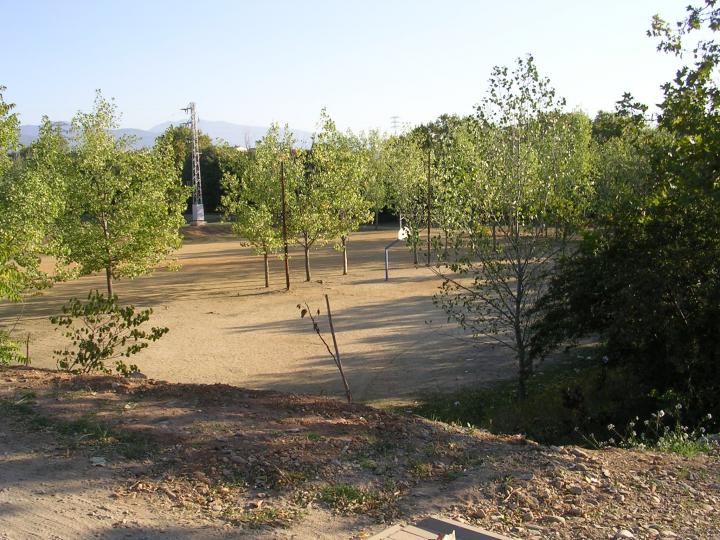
left=50, top=290, right=168, bottom=376
left=0, top=330, right=27, bottom=366
left=55, top=92, right=189, bottom=296
left=381, top=131, right=427, bottom=260
left=433, top=55, right=594, bottom=398
left=0, top=93, right=66, bottom=302
left=586, top=406, right=715, bottom=457
left=221, top=124, right=297, bottom=286
left=531, top=2, right=720, bottom=422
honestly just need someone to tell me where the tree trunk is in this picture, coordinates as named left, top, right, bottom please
left=105, top=264, right=114, bottom=298
left=304, top=233, right=311, bottom=282
left=518, top=348, right=527, bottom=400
left=413, top=243, right=418, bottom=265
left=263, top=251, right=269, bottom=288
left=341, top=235, right=348, bottom=275
left=492, top=223, right=497, bottom=251
left=374, top=210, right=379, bottom=230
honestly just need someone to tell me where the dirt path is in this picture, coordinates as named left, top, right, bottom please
left=0, top=228, right=511, bottom=402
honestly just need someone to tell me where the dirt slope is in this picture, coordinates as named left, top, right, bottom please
left=1, top=368, right=718, bottom=540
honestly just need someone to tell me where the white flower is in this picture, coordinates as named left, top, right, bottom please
left=675, top=403, right=682, bottom=410
left=707, top=413, right=713, bottom=420
left=607, top=424, right=615, bottom=430
left=658, top=410, right=665, bottom=418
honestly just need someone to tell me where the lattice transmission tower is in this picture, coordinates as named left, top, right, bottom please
left=182, top=102, right=205, bottom=225
left=390, top=115, right=400, bottom=135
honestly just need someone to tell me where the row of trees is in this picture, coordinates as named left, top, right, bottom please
left=220, top=111, right=429, bottom=286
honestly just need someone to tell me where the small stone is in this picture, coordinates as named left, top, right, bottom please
left=568, top=485, right=583, bottom=495
left=570, top=448, right=590, bottom=459
left=565, top=506, right=584, bottom=517
left=659, top=531, right=677, bottom=538
left=543, top=515, right=566, bottom=525
left=90, top=457, right=107, bottom=467
left=522, top=511, right=534, bottom=522
left=614, top=530, right=635, bottom=539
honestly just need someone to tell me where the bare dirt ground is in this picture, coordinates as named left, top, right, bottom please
left=1, top=368, right=718, bottom=540
left=0, top=226, right=509, bottom=404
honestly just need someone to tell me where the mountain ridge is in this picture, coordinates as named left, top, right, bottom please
left=18, top=120, right=313, bottom=148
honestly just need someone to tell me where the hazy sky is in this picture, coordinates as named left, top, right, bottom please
left=2, top=0, right=688, bottom=132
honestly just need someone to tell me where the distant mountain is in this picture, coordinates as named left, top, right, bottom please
left=19, top=120, right=313, bottom=149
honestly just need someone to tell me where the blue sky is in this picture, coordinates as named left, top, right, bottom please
left=2, top=0, right=687, bottom=132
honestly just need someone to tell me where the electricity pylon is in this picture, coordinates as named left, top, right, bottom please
left=182, top=102, right=205, bottom=225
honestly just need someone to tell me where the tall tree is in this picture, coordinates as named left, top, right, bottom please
left=434, top=56, right=593, bottom=399
left=293, top=111, right=343, bottom=281
left=312, top=115, right=372, bottom=275
left=221, top=124, right=295, bottom=288
left=382, top=132, right=427, bottom=264
left=55, top=92, right=188, bottom=297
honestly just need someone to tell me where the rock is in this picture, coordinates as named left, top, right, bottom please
left=659, top=531, right=677, bottom=538
left=90, top=457, right=107, bottom=467
left=570, top=448, right=590, bottom=459
left=565, top=506, right=584, bottom=517
left=543, top=515, right=566, bottom=525
left=522, top=511, right=534, bottom=522
left=614, top=530, right=635, bottom=539
left=568, top=485, right=583, bottom=495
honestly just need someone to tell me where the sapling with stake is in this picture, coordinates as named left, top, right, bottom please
left=297, top=294, right=352, bottom=403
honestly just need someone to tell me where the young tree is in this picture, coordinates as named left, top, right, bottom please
left=0, top=91, right=67, bottom=302
left=55, top=92, right=188, bottom=297
left=293, top=111, right=343, bottom=281
left=434, top=56, right=593, bottom=399
left=312, top=115, right=372, bottom=275
left=360, top=130, right=387, bottom=230
left=221, top=124, right=295, bottom=287
left=382, top=132, right=427, bottom=264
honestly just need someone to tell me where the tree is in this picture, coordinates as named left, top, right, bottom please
left=55, top=92, right=188, bottom=297
left=434, top=56, right=593, bottom=399
left=221, top=124, right=294, bottom=288
left=311, top=115, right=372, bottom=275
left=360, top=130, right=387, bottom=229
left=0, top=89, right=68, bottom=303
left=531, top=2, right=720, bottom=420
left=293, top=111, right=344, bottom=281
left=382, top=132, right=427, bottom=264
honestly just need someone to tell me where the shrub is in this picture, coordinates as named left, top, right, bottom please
left=50, top=290, right=168, bottom=376
left=0, top=330, right=27, bottom=366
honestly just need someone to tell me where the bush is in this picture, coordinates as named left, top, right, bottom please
left=0, top=329, right=28, bottom=367
left=50, top=290, right=168, bottom=376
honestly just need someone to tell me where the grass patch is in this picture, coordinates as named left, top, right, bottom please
left=409, top=355, right=658, bottom=446
left=318, top=482, right=398, bottom=517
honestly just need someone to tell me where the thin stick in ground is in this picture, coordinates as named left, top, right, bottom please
left=297, top=295, right=352, bottom=403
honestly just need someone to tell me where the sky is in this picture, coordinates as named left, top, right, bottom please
left=2, top=0, right=689, bottom=133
